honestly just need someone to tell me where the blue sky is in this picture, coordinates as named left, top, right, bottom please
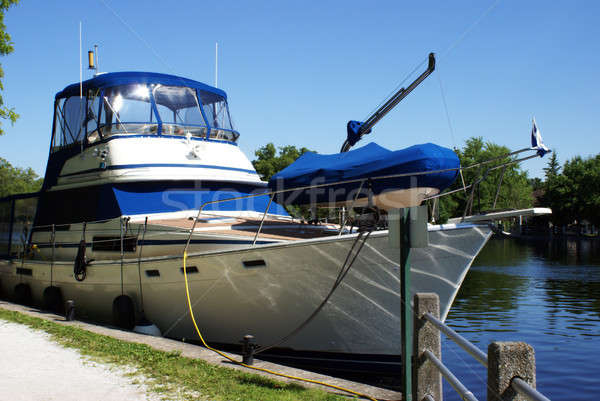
left=0, top=0, right=598, bottom=179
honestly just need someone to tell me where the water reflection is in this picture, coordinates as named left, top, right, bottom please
left=443, top=237, right=600, bottom=401
left=544, top=279, right=600, bottom=319
left=530, top=237, right=600, bottom=265
left=450, top=238, right=600, bottom=331
left=452, top=269, right=527, bottom=314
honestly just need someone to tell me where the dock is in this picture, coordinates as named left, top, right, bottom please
left=0, top=292, right=553, bottom=401
left=0, top=300, right=402, bottom=401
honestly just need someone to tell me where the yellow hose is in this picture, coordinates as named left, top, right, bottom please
left=182, top=251, right=377, bottom=401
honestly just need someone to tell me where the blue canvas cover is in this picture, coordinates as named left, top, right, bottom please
left=268, top=142, right=459, bottom=206
left=56, top=71, right=226, bottom=101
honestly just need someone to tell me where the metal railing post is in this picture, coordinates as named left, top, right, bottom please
left=390, top=206, right=428, bottom=401
left=413, top=293, right=442, bottom=401
left=50, top=224, right=56, bottom=286
left=488, top=341, right=536, bottom=401
left=7, top=198, right=15, bottom=257
left=492, top=165, right=507, bottom=209
left=253, top=194, right=273, bottom=246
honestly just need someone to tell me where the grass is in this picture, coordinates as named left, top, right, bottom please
left=0, top=308, right=349, bottom=401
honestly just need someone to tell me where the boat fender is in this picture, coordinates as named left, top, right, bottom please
left=112, top=295, right=135, bottom=330
left=43, top=286, right=64, bottom=314
left=133, top=314, right=162, bottom=337
left=73, top=240, right=93, bottom=282
left=14, top=283, right=32, bottom=306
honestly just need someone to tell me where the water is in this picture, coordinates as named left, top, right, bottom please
left=443, top=237, right=600, bottom=401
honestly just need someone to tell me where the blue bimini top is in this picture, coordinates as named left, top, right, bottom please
left=268, top=142, right=459, bottom=206
left=55, top=71, right=227, bottom=101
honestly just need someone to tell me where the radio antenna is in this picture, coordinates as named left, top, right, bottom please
left=215, top=42, right=218, bottom=87
left=79, top=21, right=82, bottom=98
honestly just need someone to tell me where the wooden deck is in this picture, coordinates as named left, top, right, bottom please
left=150, top=216, right=342, bottom=241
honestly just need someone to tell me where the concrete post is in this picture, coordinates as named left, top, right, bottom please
left=412, top=293, right=442, bottom=401
left=487, top=341, right=536, bottom=401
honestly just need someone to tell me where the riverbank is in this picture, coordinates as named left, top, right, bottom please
left=0, top=301, right=399, bottom=401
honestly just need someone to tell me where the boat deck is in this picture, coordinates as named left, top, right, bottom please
left=150, top=216, right=342, bottom=241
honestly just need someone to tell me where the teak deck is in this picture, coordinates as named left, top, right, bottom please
left=151, top=217, right=341, bottom=241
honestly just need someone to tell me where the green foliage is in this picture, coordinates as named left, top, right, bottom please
left=542, top=153, right=600, bottom=226
left=252, top=143, right=314, bottom=181
left=0, top=0, right=19, bottom=135
left=543, top=151, right=560, bottom=180
left=528, top=177, right=543, bottom=192
left=253, top=143, right=321, bottom=220
left=0, top=157, right=43, bottom=197
left=438, top=137, right=533, bottom=220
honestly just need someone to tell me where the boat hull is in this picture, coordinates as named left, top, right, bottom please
left=0, top=223, right=491, bottom=366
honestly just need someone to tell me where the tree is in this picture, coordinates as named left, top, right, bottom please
left=0, top=157, right=42, bottom=197
left=528, top=177, right=543, bottom=192
left=543, top=151, right=560, bottom=181
left=252, top=143, right=314, bottom=181
left=438, top=137, right=533, bottom=220
left=546, top=154, right=600, bottom=228
left=252, top=143, right=324, bottom=220
left=0, top=0, right=19, bottom=135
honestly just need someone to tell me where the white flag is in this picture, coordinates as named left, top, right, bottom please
left=531, top=117, right=550, bottom=156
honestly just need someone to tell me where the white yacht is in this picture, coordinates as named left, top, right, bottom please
left=1, top=68, right=538, bottom=372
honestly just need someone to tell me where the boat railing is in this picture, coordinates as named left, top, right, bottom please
left=0, top=207, right=188, bottom=260
left=412, top=293, right=551, bottom=401
left=183, top=145, right=545, bottom=252
left=0, top=144, right=545, bottom=258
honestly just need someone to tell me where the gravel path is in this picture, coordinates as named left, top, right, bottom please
left=0, top=320, right=159, bottom=401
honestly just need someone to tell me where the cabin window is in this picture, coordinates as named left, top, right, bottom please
left=153, top=85, right=208, bottom=137
left=50, top=81, right=240, bottom=148
left=197, top=91, right=238, bottom=142
left=51, top=96, right=86, bottom=148
left=100, top=84, right=158, bottom=137
left=86, top=89, right=102, bottom=144
left=51, top=99, right=66, bottom=151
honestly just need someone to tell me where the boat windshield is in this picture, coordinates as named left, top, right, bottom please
left=51, top=83, right=238, bottom=151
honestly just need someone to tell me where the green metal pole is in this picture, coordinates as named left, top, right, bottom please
left=400, top=208, right=412, bottom=401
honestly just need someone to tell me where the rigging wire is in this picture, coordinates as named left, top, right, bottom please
left=434, top=0, right=504, bottom=193
left=438, top=0, right=503, bottom=61
left=436, top=68, right=467, bottom=192
left=362, top=56, right=429, bottom=123
left=254, top=230, right=372, bottom=355
left=436, top=70, right=456, bottom=149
